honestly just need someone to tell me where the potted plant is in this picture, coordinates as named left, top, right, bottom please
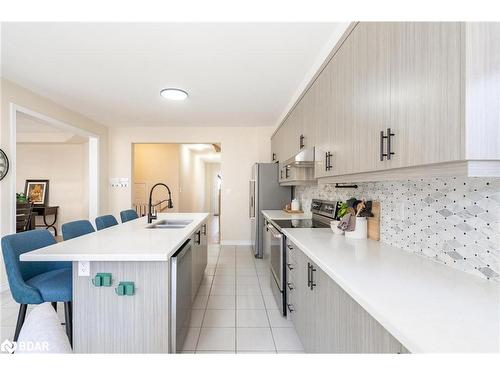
left=16, top=193, right=28, bottom=203
left=330, top=202, right=349, bottom=235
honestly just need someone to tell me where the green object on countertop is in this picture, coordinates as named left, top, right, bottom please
left=116, top=281, right=135, bottom=296
left=92, top=273, right=112, bottom=287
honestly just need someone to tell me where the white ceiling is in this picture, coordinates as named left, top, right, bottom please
left=16, top=113, right=88, bottom=144
left=1, top=22, right=343, bottom=128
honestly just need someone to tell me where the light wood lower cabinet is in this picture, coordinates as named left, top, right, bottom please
left=286, top=239, right=408, bottom=353
left=191, top=222, right=208, bottom=300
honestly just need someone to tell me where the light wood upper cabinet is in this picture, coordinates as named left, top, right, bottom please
left=314, top=62, right=335, bottom=178
left=389, top=22, right=462, bottom=168
left=271, top=22, right=500, bottom=181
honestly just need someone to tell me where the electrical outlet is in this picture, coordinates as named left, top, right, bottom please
left=78, top=261, right=90, bottom=277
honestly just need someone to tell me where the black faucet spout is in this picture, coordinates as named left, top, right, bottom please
left=148, top=183, right=174, bottom=224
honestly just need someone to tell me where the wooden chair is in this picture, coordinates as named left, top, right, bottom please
left=16, top=202, right=34, bottom=233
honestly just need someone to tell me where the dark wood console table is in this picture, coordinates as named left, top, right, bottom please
left=33, top=206, right=59, bottom=236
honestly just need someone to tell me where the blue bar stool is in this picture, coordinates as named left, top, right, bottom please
left=1, top=229, right=72, bottom=343
left=61, top=220, right=95, bottom=240
left=95, top=215, right=118, bottom=230
left=120, top=209, right=139, bottom=223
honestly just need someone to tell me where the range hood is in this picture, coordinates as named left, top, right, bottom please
left=284, top=147, right=315, bottom=167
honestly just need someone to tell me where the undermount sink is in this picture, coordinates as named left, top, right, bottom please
left=146, top=219, right=193, bottom=229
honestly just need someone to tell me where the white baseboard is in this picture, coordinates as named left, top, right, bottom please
left=220, top=240, right=253, bottom=246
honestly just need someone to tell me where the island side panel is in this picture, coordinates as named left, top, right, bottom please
left=72, top=261, right=170, bottom=353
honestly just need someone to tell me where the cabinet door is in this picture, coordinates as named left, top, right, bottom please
left=200, top=223, right=208, bottom=273
left=301, top=86, right=317, bottom=150
left=272, top=126, right=284, bottom=163
left=390, top=22, right=462, bottom=168
left=287, top=243, right=308, bottom=349
left=349, top=22, right=392, bottom=174
left=314, top=62, right=334, bottom=178
left=271, top=134, right=278, bottom=162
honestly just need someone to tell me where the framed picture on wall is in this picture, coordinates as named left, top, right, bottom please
left=24, top=179, right=49, bottom=206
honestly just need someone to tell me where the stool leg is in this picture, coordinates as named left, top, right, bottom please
left=64, top=301, right=73, bottom=347
left=13, top=304, right=28, bottom=342
left=51, top=302, right=57, bottom=312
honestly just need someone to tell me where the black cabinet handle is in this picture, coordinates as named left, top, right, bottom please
left=310, top=265, right=317, bottom=290
left=380, top=128, right=395, bottom=161
left=202, top=224, right=207, bottom=235
left=380, top=130, right=385, bottom=161
left=287, top=282, right=294, bottom=291
left=299, top=134, right=305, bottom=149
left=287, top=263, right=294, bottom=271
left=285, top=167, right=290, bottom=178
left=307, top=263, right=312, bottom=287
left=287, top=303, right=295, bottom=313
left=195, top=230, right=201, bottom=245
left=280, top=169, right=283, bottom=179
left=386, top=128, right=395, bottom=160
left=325, top=152, right=332, bottom=171
left=272, top=153, right=276, bottom=161
left=287, top=244, right=293, bottom=250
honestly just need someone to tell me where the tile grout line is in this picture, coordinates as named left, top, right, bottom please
left=252, top=250, right=278, bottom=353
left=194, top=244, right=221, bottom=353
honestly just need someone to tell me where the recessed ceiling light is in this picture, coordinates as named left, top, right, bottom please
left=160, top=88, right=188, bottom=101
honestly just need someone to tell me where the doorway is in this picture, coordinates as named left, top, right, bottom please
left=131, top=143, right=221, bottom=243
left=8, top=105, right=100, bottom=236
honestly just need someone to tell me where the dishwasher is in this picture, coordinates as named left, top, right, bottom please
left=170, top=239, right=192, bottom=353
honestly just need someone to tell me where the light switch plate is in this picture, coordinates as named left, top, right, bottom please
left=78, top=261, right=90, bottom=276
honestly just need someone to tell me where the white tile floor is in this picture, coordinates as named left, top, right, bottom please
left=183, top=244, right=304, bottom=353
left=0, top=244, right=304, bottom=354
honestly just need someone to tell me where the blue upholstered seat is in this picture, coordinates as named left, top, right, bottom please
left=120, top=209, right=139, bottom=223
left=62, top=220, right=95, bottom=240
left=95, top=215, right=118, bottom=231
left=25, top=268, right=72, bottom=302
left=1, top=229, right=73, bottom=342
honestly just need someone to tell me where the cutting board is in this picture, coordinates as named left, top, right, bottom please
left=367, top=201, right=380, bottom=241
left=283, top=209, right=304, bottom=214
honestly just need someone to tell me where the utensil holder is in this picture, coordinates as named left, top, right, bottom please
left=345, top=217, right=368, bottom=240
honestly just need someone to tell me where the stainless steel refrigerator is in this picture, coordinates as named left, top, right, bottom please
left=250, top=163, right=291, bottom=258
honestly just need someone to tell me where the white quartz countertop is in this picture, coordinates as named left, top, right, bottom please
left=20, top=213, right=209, bottom=262
left=282, top=228, right=500, bottom=353
left=261, top=210, right=312, bottom=221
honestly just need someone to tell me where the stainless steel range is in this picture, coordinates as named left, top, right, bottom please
left=266, top=199, right=340, bottom=316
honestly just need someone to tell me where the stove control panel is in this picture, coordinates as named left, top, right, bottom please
left=311, top=199, right=340, bottom=220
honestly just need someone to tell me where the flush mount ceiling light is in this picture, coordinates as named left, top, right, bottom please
left=160, top=88, right=188, bottom=101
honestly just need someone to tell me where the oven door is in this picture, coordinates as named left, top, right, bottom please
left=268, top=223, right=286, bottom=315
left=268, top=223, right=283, bottom=287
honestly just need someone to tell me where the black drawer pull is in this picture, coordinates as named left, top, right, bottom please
left=287, top=263, right=294, bottom=271
left=287, top=282, right=294, bottom=291
left=287, top=303, right=295, bottom=313
left=310, top=265, right=317, bottom=290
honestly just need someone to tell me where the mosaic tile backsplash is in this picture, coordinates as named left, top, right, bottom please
left=295, top=177, right=500, bottom=281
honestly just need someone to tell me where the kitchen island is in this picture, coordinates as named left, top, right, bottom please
left=20, top=213, right=209, bottom=353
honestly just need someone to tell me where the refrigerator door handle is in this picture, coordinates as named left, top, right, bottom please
left=249, top=180, right=255, bottom=218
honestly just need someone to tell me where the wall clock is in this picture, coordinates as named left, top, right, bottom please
left=0, top=148, right=9, bottom=181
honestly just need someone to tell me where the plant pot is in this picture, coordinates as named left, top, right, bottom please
left=330, top=220, right=344, bottom=235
